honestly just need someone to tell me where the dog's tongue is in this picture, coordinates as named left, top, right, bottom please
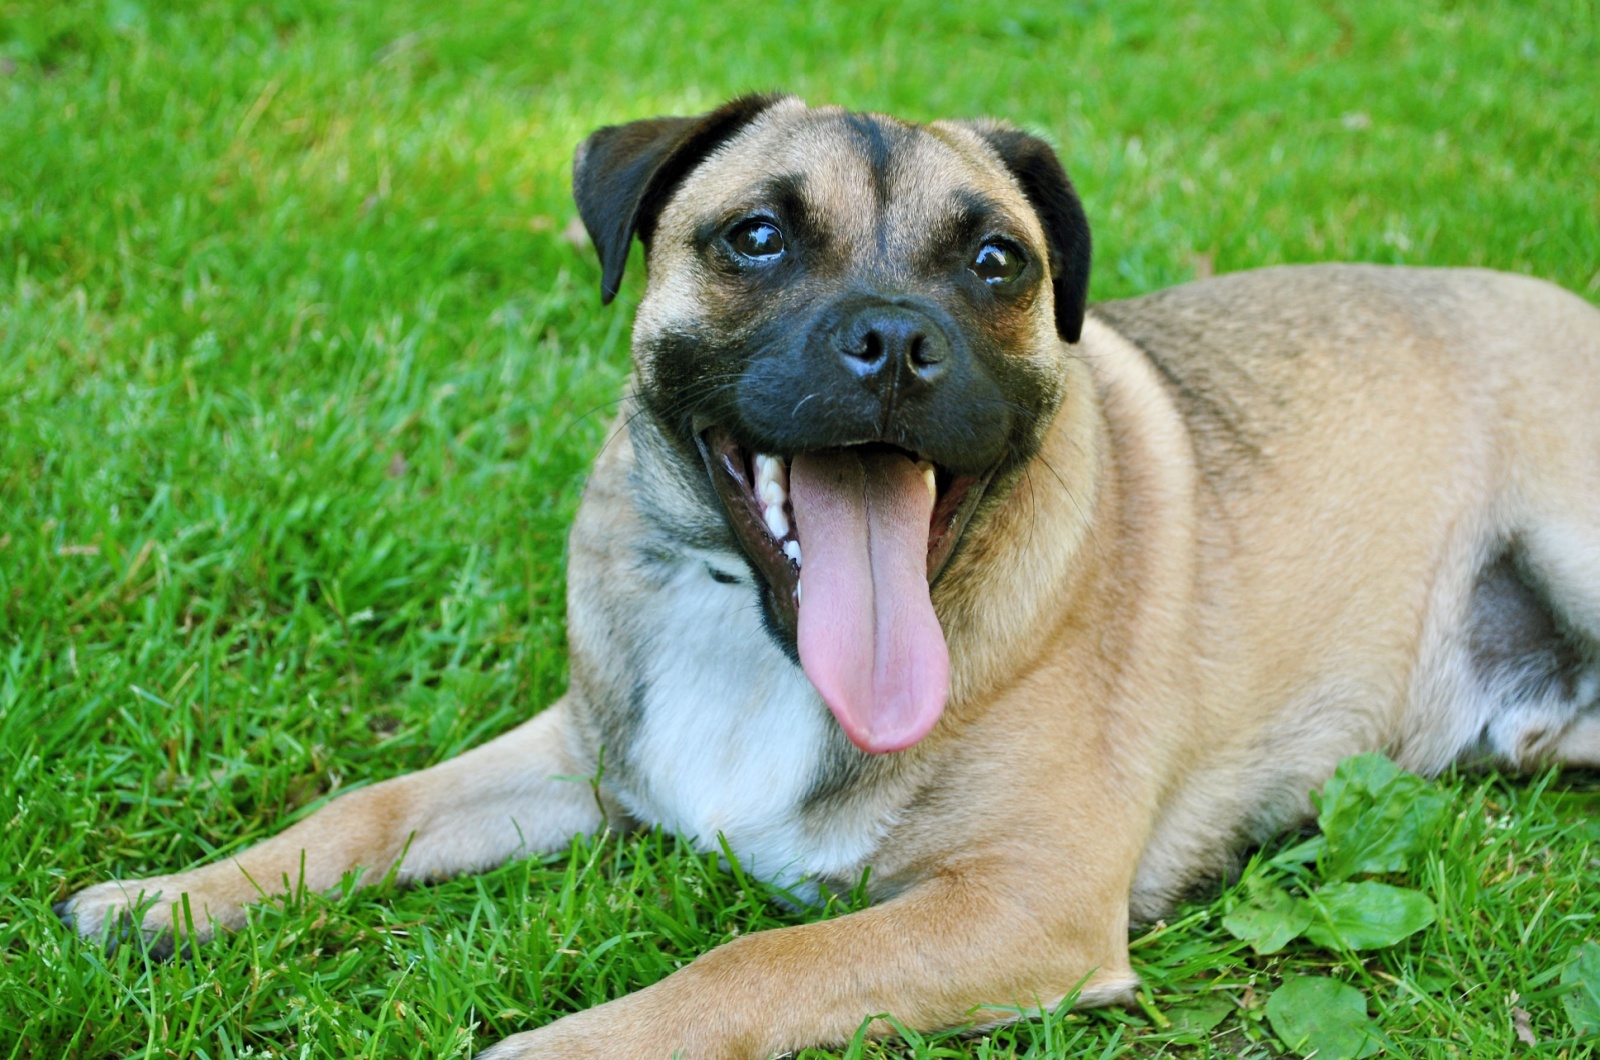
left=790, top=449, right=949, bottom=754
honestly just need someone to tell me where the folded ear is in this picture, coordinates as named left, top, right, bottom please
left=959, top=122, right=1092, bottom=343
left=572, top=94, right=785, bottom=304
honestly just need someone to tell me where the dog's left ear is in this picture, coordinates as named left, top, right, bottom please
left=573, top=94, right=785, bottom=304
left=960, top=123, right=1092, bottom=343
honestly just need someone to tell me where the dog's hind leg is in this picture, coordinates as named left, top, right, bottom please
left=1545, top=715, right=1600, bottom=766
left=1514, top=396, right=1600, bottom=763
left=1469, top=497, right=1600, bottom=769
left=1468, top=272, right=1600, bottom=768
left=1463, top=540, right=1600, bottom=771
left=1474, top=294, right=1600, bottom=768
left=55, top=700, right=607, bottom=955
left=1523, top=516, right=1600, bottom=647
left=1526, top=519, right=1600, bottom=767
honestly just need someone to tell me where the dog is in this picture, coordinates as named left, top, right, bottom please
left=57, top=95, right=1600, bottom=1058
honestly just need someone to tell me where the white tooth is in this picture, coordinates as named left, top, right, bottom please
left=765, top=504, right=789, bottom=540
left=795, top=581, right=803, bottom=606
left=918, top=460, right=936, bottom=501
left=755, top=454, right=778, bottom=489
left=783, top=540, right=801, bottom=566
left=760, top=479, right=787, bottom=509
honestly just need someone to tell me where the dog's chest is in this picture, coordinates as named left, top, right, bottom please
left=608, top=554, right=889, bottom=892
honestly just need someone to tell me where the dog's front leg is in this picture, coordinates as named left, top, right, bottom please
left=57, top=700, right=606, bottom=953
left=481, top=860, right=1139, bottom=1060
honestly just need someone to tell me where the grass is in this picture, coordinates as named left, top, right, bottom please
left=2, top=0, right=1599, bottom=1056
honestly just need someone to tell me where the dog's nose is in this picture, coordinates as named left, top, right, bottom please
left=837, top=306, right=950, bottom=389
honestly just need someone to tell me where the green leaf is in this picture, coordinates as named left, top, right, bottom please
left=1268, top=834, right=1326, bottom=868
left=1561, top=941, right=1600, bottom=1036
left=1303, top=881, right=1436, bottom=951
left=1316, top=753, right=1450, bottom=881
left=1265, top=976, right=1383, bottom=1059
left=1165, top=997, right=1233, bottom=1038
left=1223, top=885, right=1312, bottom=954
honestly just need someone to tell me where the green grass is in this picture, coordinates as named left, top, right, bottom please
left=3, top=0, right=1599, bottom=1056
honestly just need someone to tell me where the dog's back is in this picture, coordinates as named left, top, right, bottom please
left=1092, top=265, right=1600, bottom=914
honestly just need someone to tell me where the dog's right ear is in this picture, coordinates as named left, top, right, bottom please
left=957, top=121, right=1092, bottom=344
left=573, top=94, right=785, bottom=304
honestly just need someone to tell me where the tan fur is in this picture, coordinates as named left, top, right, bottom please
left=59, top=102, right=1600, bottom=1059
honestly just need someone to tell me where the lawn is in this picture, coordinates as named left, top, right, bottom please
left=3, top=0, right=1599, bottom=1056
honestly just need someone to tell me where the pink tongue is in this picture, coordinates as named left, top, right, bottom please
left=790, top=449, right=949, bottom=754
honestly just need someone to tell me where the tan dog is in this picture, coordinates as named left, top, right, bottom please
left=58, top=95, right=1600, bottom=1058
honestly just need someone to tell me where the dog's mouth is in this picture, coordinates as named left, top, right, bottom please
left=697, top=426, right=995, bottom=754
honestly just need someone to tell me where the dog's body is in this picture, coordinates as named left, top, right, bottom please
left=58, top=98, right=1600, bottom=1058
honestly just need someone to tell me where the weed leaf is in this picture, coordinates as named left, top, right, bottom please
left=1267, top=833, right=1326, bottom=868
left=1303, top=880, right=1435, bottom=951
left=1561, top=941, right=1600, bottom=1036
left=1223, top=884, right=1312, bottom=954
left=1316, top=753, right=1450, bottom=880
left=1165, top=997, right=1233, bottom=1038
left=1265, top=976, right=1382, bottom=1059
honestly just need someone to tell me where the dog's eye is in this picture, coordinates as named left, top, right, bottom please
left=971, top=242, right=1025, bottom=284
left=727, top=220, right=786, bottom=262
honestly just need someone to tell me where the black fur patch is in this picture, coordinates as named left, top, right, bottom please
left=1469, top=549, right=1589, bottom=702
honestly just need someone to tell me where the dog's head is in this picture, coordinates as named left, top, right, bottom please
left=573, top=96, right=1090, bottom=753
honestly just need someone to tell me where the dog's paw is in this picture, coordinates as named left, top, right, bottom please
left=54, top=875, right=213, bottom=958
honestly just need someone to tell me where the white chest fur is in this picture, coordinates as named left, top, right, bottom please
left=612, top=553, right=888, bottom=893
